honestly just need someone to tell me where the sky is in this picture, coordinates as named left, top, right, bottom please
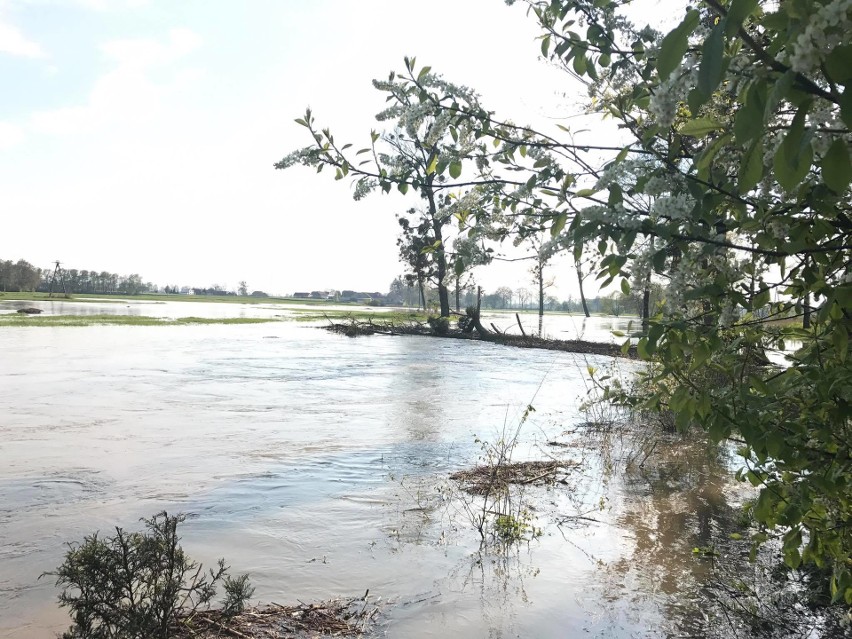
left=0, top=0, right=620, bottom=298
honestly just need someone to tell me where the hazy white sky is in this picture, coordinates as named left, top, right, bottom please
left=0, top=0, right=616, bottom=297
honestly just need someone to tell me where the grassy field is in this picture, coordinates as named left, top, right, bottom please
left=0, top=292, right=354, bottom=305
left=288, top=309, right=431, bottom=323
left=0, top=314, right=279, bottom=327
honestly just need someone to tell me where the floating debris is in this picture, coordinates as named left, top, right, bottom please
left=450, top=460, right=578, bottom=495
left=171, top=593, right=380, bottom=638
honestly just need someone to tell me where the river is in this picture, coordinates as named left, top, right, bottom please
left=0, top=301, right=751, bottom=638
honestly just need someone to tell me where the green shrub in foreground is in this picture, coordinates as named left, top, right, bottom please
left=44, top=511, right=254, bottom=639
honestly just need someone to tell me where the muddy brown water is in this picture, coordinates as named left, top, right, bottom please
left=0, top=302, right=747, bottom=637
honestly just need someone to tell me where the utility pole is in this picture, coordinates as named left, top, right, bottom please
left=47, top=261, right=68, bottom=298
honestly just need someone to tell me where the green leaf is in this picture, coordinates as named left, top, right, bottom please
left=765, top=71, right=795, bottom=121
left=550, top=213, right=568, bottom=238
left=697, top=23, right=726, bottom=101
left=824, top=45, right=852, bottom=83
left=726, top=0, right=759, bottom=34
left=833, top=324, right=849, bottom=362
left=573, top=53, right=587, bottom=75
left=637, top=337, right=650, bottom=359
left=679, top=117, right=723, bottom=137
left=608, top=183, right=623, bottom=206
left=574, top=188, right=598, bottom=197
left=750, top=375, right=770, bottom=394
left=449, top=160, right=462, bottom=179
left=426, top=154, right=438, bottom=175
left=841, top=88, right=852, bottom=129
left=657, top=10, right=699, bottom=81
left=821, top=139, right=852, bottom=193
left=615, top=146, right=629, bottom=163
left=774, top=102, right=813, bottom=191
left=735, top=82, right=767, bottom=143
left=739, top=138, right=764, bottom=193
left=454, top=258, right=465, bottom=276
left=294, top=118, right=308, bottom=127
left=754, top=489, right=774, bottom=523
left=697, top=132, right=732, bottom=176
left=541, top=35, right=551, bottom=57
left=621, top=279, right=631, bottom=295
left=417, top=65, right=431, bottom=80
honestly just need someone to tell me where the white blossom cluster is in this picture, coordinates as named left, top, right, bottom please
left=376, top=102, right=436, bottom=141
left=630, top=244, right=654, bottom=285
left=717, top=299, right=739, bottom=328
left=352, top=177, right=376, bottom=201
left=580, top=203, right=643, bottom=230
left=651, top=193, right=695, bottom=220
left=445, top=190, right=483, bottom=220
left=787, top=0, right=852, bottom=74
left=664, top=249, right=745, bottom=317
left=594, top=161, right=628, bottom=190
left=424, top=110, right=452, bottom=147
left=768, top=218, right=789, bottom=240
left=649, top=56, right=698, bottom=128
left=274, top=146, right=320, bottom=170
left=808, top=98, right=849, bottom=158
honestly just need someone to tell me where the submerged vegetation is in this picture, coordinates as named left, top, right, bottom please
left=0, top=314, right=278, bottom=327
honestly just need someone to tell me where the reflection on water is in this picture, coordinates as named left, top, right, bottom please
left=0, top=305, right=753, bottom=638
left=480, top=311, right=636, bottom=343
left=605, top=438, right=744, bottom=638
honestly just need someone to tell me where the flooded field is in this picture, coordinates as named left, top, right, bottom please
left=0, top=301, right=749, bottom=638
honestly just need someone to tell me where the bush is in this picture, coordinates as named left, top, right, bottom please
left=44, top=511, right=253, bottom=639
left=427, top=316, right=450, bottom=335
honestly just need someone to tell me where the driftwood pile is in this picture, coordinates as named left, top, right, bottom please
left=450, top=460, right=577, bottom=495
left=323, top=314, right=636, bottom=359
left=171, top=595, right=379, bottom=638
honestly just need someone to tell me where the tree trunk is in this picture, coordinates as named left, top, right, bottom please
left=576, top=261, right=590, bottom=318
left=425, top=177, right=450, bottom=317
left=538, top=262, right=544, bottom=319
left=455, top=275, right=460, bottom=313
left=642, top=288, right=651, bottom=331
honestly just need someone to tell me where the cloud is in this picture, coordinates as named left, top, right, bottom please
left=64, top=0, right=151, bottom=10
left=0, top=19, right=45, bottom=57
left=100, top=28, right=201, bottom=68
left=29, top=28, right=202, bottom=136
left=0, top=121, right=25, bottom=149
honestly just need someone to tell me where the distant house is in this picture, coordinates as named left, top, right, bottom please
left=293, top=292, right=311, bottom=298
left=309, top=291, right=328, bottom=299
left=250, top=290, right=268, bottom=298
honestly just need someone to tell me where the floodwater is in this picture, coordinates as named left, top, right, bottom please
left=0, top=301, right=749, bottom=638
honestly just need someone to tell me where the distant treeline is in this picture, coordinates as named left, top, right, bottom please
left=0, top=257, right=152, bottom=295
left=385, top=277, right=664, bottom=317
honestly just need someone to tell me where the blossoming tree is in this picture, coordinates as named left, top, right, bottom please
left=276, top=60, right=510, bottom=317
left=496, top=0, right=852, bottom=605
left=278, top=0, right=852, bottom=605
